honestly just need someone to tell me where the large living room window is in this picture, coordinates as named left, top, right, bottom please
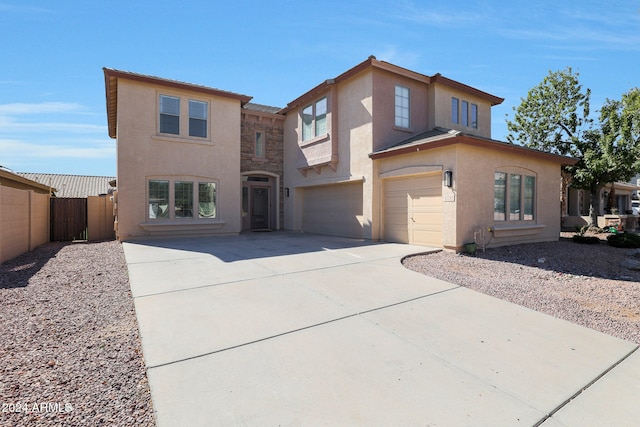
left=494, top=172, right=536, bottom=221
left=174, top=181, right=194, bottom=218
left=302, top=97, right=327, bottom=141
left=395, top=85, right=410, bottom=128
left=148, top=179, right=217, bottom=220
left=198, top=182, right=216, bottom=218
left=159, top=95, right=180, bottom=135
left=148, top=180, right=170, bottom=219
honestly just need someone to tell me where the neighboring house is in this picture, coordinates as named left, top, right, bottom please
left=564, top=182, right=640, bottom=231
left=104, top=57, right=576, bottom=250
left=16, top=173, right=115, bottom=197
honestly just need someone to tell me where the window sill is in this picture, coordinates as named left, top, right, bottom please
left=152, top=134, right=213, bottom=146
left=393, top=126, right=413, bottom=133
left=251, top=156, right=268, bottom=163
left=299, top=133, right=329, bottom=147
left=491, top=223, right=545, bottom=237
left=139, top=218, right=226, bottom=234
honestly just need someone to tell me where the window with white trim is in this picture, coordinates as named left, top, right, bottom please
left=494, top=172, right=536, bottom=221
left=189, top=100, right=208, bottom=137
left=395, top=85, right=410, bottom=128
left=301, top=97, right=327, bottom=141
left=452, top=97, right=459, bottom=124
left=159, top=95, right=180, bottom=135
left=148, top=179, right=217, bottom=220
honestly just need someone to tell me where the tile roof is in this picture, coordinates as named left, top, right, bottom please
left=16, top=173, right=116, bottom=198
left=243, top=102, right=283, bottom=115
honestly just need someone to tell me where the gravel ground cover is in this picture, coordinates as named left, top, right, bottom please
left=403, top=233, right=640, bottom=345
left=0, top=241, right=155, bottom=426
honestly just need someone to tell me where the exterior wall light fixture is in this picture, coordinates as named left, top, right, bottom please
left=444, top=170, right=453, bottom=188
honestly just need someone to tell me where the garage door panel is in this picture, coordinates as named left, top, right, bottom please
left=384, top=174, right=442, bottom=247
left=302, top=182, right=363, bottom=239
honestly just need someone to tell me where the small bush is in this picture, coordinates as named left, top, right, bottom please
left=572, top=235, right=601, bottom=244
left=607, top=233, right=640, bottom=248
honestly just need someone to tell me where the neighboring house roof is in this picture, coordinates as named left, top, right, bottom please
left=369, top=127, right=577, bottom=165
left=0, top=169, right=53, bottom=194
left=103, top=67, right=253, bottom=139
left=16, top=173, right=116, bottom=198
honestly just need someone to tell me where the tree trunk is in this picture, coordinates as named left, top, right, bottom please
left=589, top=188, right=601, bottom=227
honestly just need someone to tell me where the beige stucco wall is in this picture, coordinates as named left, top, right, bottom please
left=115, top=79, right=242, bottom=240
left=284, top=69, right=375, bottom=237
left=374, top=142, right=564, bottom=250
left=371, top=68, right=429, bottom=152
left=88, top=195, right=115, bottom=241
left=0, top=185, right=49, bottom=264
left=429, top=82, right=493, bottom=139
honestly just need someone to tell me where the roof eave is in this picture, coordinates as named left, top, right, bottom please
left=370, top=133, right=578, bottom=165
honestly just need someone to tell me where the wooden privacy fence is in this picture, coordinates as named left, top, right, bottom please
left=50, top=198, right=87, bottom=241
left=50, top=196, right=115, bottom=242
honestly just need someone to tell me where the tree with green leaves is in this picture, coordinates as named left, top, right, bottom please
left=506, top=67, right=640, bottom=227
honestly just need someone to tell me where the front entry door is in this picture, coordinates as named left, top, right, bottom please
left=251, top=187, right=270, bottom=229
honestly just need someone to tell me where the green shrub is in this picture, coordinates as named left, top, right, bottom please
left=607, top=233, right=640, bottom=248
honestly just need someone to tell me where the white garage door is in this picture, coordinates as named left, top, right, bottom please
left=302, top=182, right=363, bottom=238
left=384, top=174, right=442, bottom=247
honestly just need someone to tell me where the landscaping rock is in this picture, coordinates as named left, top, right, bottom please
left=621, top=257, right=640, bottom=270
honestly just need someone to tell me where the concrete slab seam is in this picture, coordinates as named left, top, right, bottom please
left=532, top=345, right=640, bottom=427
left=131, top=259, right=396, bottom=299
left=143, top=286, right=462, bottom=371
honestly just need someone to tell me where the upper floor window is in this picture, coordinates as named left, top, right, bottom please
left=159, top=95, right=209, bottom=138
left=494, top=172, right=536, bottom=221
left=461, top=101, right=469, bottom=126
left=470, top=103, right=478, bottom=129
left=255, top=131, right=265, bottom=158
left=452, top=97, right=478, bottom=129
left=452, top=97, right=459, bottom=124
left=395, top=85, right=410, bottom=128
left=189, top=100, right=208, bottom=138
left=160, top=95, right=180, bottom=135
left=302, top=97, right=327, bottom=141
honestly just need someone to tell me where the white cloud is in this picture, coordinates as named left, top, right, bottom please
left=0, top=139, right=114, bottom=159
left=0, top=102, right=84, bottom=115
left=375, top=45, right=422, bottom=68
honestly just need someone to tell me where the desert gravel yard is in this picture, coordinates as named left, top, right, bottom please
left=403, top=233, right=640, bottom=345
left=2, top=235, right=639, bottom=426
left=0, top=241, right=154, bottom=426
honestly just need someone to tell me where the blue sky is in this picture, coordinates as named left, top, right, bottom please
left=1, top=0, right=638, bottom=177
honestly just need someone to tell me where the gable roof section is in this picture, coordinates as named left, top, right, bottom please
left=103, top=68, right=253, bottom=139
left=369, top=127, right=577, bottom=165
left=279, top=56, right=433, bottom=114
left=278, top=56, right=504, bottom=114
left=16, top=173, right=116, bottom=197
left=430, top=74, right=504, bottom=106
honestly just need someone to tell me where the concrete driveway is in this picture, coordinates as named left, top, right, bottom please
left=123, top=232, right=639, bottom=426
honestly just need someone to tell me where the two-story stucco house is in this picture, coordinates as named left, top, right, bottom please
left=104, top=56, right=575, bottom=250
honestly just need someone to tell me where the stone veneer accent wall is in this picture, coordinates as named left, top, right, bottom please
left=240, top=110, right=285, bottom=229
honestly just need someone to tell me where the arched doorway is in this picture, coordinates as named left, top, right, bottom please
left=241, top=172, right=279, bottom=231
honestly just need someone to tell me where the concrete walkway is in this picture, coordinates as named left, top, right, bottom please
left=123, top=232, right=639, bottom=426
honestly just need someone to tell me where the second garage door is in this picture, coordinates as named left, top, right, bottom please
left=302, top=181, right=364, bottom=239
left=384, top=174, right=442, bottom=246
